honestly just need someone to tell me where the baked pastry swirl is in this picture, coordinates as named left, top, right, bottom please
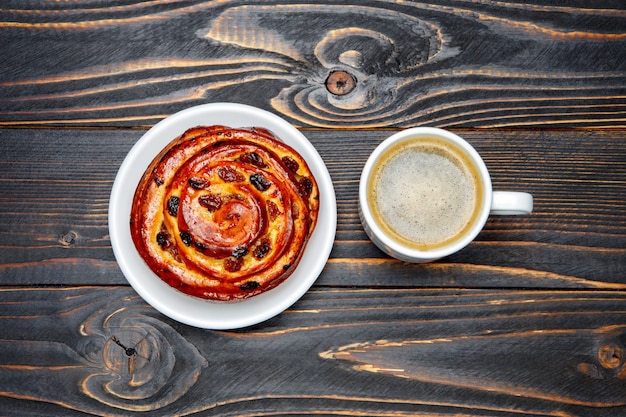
left=130, top=125, right=319, bottom=301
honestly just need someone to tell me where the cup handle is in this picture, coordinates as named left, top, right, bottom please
left=490, top=191, right=533, bottom=215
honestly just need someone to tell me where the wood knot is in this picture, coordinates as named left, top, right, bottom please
left=598, top=344, right=624, bottom=369
left=59, top=230, right=78, bottom=246
left=325, top=70, right=356, bottom=96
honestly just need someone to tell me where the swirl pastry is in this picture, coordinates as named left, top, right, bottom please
left=130, top=125, right=319, bottom=301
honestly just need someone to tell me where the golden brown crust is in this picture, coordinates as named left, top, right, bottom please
left=130, top=126, right=319, bottom=301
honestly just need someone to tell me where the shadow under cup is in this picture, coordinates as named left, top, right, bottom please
left=359, top=128, right=493, bottom=263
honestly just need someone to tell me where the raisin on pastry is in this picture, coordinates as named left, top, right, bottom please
left=130, top=126, right=319, bottom=301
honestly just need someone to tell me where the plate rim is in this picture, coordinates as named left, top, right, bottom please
left=108, top=103, right=337, bottom=329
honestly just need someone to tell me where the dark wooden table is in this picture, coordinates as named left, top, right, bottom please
left=1, top=2, right=625, bottom=416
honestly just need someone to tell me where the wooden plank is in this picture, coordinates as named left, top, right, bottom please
left=0, top=128, right=624, bottom=288
left=0, top=2, right=624, bottom=128
left=0, top=286, right=624, bottom=416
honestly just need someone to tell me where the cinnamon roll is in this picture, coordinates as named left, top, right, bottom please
left=130, top=126, right=320, bottom=301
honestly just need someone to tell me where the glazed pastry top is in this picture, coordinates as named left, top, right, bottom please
left=130, top=125, right=319, bottom=301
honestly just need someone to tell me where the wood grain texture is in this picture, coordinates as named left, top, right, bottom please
left=1, top=286, right=626, bottom=416
left=0, top=1, right=624, bottom=128
left=0, top=128, right=624, bottom=289
left=1, top=1, right=626, bottom=416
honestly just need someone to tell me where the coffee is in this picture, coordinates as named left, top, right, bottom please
left=367, top=137, right=483, bottom=251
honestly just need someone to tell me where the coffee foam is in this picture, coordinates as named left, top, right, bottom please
left=368, top=138, right=482, bottom=251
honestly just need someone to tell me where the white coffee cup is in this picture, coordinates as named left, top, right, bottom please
left=359, top=127, right=533, bottom=263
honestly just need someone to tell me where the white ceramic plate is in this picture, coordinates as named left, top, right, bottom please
left=109, top=103, right=336, bottom=329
